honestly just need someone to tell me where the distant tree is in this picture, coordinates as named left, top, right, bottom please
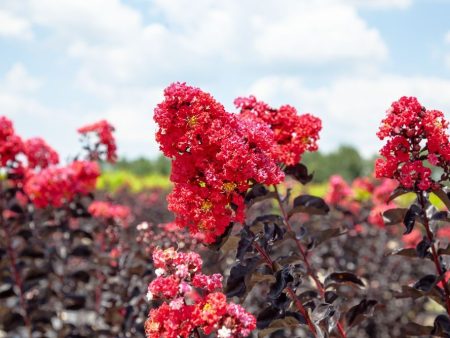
left=112, top=148, right=374, bottom=183
left=153, top=155, right=171, bottom=176
left=303, top=145, right=375, bottom=183
left=113, top=155, right=171, bottom=176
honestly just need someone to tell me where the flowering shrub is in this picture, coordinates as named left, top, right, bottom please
left=78, top=119, right=118, bottom=163
left=377, top=97, right=450, bottom=336
left=235, top=95, right=321, bottom=166
left=375, top=96, right=449, bottom=191
left=23, top=137, right=59, bottom=169
left=152, top=83, right=383, bottom=338
left=154, top=83, right=284, bottom=243
left=89, top=200, right=131, bottom=225
left=24, top=160, right=100, bottom=208
left=0, top=116, right=153, bottom=337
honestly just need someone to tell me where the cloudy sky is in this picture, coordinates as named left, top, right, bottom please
left=1, top=0, right=450, bottom=160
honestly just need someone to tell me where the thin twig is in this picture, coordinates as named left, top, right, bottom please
left=273, top=184, right=347, bottom=338
left=417, top=192, right=450, bottom=315
left=253, top=242, right=318, bottom=336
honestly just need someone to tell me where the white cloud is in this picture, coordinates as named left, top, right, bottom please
left=74, top=71, right=164, bottom=157
left=25, top=0, right=142, bottom=43
left=253, top=3, right=387, bottom=63
left=343, top=0, right=412, bottom=9
left=3, top=0, right=390, bottom=86
left=0, top=64, right=82, bottom=159
left=2, top=63, right=42, bottom=92
left=247, top=74, right=450, bottom=157
left=0, top=9, right=33, bottom=39
left=0, top=63, right=46, bottom=115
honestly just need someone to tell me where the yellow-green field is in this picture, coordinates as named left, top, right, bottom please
left=97, top=171, right=446, bottom=209
left=97, top=170, right=171, bottom=191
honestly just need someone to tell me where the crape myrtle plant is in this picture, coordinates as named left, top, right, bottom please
left=376, top=97, right=450, bottom=336
left=151, top=83, right=378, bottom=337
left=0, top=117, right=172, bottom=337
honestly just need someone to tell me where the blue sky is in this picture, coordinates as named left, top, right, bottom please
left=1, top=0, right=450, bottom=160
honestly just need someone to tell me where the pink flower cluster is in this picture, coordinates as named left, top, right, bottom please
left=145, top=247, right=256, bottom=338
left=367, top=179, right=398, bottom=228
left=78, top=119, right=117, bottom=163
left=325, top=175, right=399, bottom=228
left=376, top=97, right=450, bottom=191
left=154, top=83, right=284, bottom=243
left=23, top=137, right=59, bottom=169
left=1, top=117, right=59, bottom=172
left=88, top=201, right=130, bottom=225
left=235, top=95, right=322, bottom=166
left=0, top=116, right=24, bottom=167
left=325, top=175, right=361, bottom=214
left=0, top=116, right=120, bottom=208
left=24, top=160, right=100, bottom=208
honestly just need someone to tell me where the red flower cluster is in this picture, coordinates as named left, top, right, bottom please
left=325, top=174, right=399, bottom=228
left=324, top=175, right=361, bottom=214
left=23, top=137, right=59, bottom=169
left=368, top=178, right=398, bottom=228
left=1, top=116, right=60, bottom=185
left=145, top=247, right=256, bottom=338
left=78, top=120, right=117, bottom=163
left=234, top=95, right=322, bottom=166
left=325, top=175, right=352, bottom=205
left=88, top=201, right=130, bottom=225
left=154, top=83, right=284, bottom=243
left=24, top=161, right=100, bottom=208
left=376, top=97, right=450, bottom=191
left=0, top=116, right=24, bottom=167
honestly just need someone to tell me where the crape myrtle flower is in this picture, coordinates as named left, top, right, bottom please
left=375, top=96, right=450, bottom=191
left=154, top=83, right=284, bottom=243
left=24, top=160, right=100, bottom=208
left=145, top=247, right=256, bottom=338
left=88, top=200, right=131, bottom=225
left=0, top=116, right=24, bottom=167
left=23, top=137, right=59, bottom=169
left=234, top=95, right=322, bottom=166
left=78, top=119, right=117, bottom=163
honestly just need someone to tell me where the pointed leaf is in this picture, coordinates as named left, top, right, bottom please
left=325, top=272, right=365, bottom=288
left=284, top=163, right=314, bottom=185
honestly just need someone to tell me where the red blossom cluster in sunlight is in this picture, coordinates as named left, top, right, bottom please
left=23, top=137, right=59, bottom=169
left=154, top=83, right=284, bottom=243
left=325, top=174, right=399, bottom=228
left=145, top=247, right=256, bottom=338
left=367, top=178, right=398, bottom=228
left=24, top=160, right=100, bottom=208
left=234, top=95, right=322, bottom=166
left=325, top=175, right=361, bottom=214
left=0, top=116, right=24, bottom=167
left=375, top=96, right=450, bottom=191
left=1, top=117, right=59, bottom=171
left=1, top=116, right=119, bottom=209
left=88, top=200, right=131, bottom=225
left=78, top=119, right=117, bottom=163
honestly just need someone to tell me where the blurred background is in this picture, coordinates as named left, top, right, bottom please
left=1, top=0, right=450, bottom=186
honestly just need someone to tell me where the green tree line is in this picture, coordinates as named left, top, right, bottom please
left=111, top=145, right=375, bottom=183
